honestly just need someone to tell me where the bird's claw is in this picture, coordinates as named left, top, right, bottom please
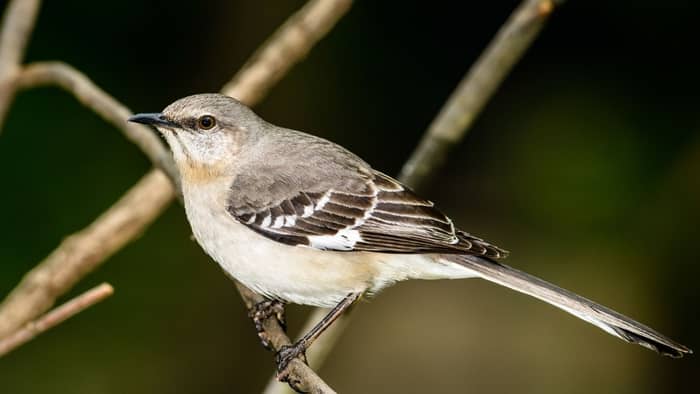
left=249, top=299, right=286, bottom=350
left=275, top=343, right=308, bottom=375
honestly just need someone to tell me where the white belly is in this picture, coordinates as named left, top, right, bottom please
left=182, top=181, right=475, bottom=307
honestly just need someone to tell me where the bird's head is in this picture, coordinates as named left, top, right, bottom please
left=129, top=93, right=261, bottom=181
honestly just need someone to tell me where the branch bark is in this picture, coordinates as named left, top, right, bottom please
left=220, top=0, right=353, bottom=103
left=15, top=61, right=180, bottom=184
left=265, top=1, right=563, bottom=392
left=0, top=0, right=353, bottom=392
left=236, top=284, right=337, bottom=394
left=0, top=170, right=174, bottom=338
left=398, top=0, right=560, bottom=189
left=0, top=283, right=114, bottom=357
left=0, top=0, right=41, bottom=131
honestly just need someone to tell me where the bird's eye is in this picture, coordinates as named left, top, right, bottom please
left=197, top=115, right=216, bottom=130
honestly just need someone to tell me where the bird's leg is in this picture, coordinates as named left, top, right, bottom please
left=249, top=299, right=287, bottom=350
left=276, top=292, right=362, bottom=374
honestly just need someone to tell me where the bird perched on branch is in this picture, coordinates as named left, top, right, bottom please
left=129, top=93, right=691, bottom=372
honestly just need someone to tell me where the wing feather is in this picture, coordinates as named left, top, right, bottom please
left=227, top=170, right=508, bottom=258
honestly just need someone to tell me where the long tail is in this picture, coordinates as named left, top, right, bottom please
left=443, top=254, right=691, bottom=358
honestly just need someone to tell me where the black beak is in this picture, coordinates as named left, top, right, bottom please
left=128, top=113, right=178, bottom=128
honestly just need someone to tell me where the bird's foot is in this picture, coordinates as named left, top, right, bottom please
left=249, top=299, right=286, bottom=350
left=275, top=343, right=308, bottom=375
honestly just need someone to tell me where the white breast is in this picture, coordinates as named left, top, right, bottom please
left=180, top=180, right=476, bottom=307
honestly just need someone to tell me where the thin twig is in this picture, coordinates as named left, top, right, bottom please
left=0, top=0, right=40, bottom=73
left=0, top=283, right=114, bottom=357
left=264, top=1, right=563, bottom=392
left=15, top=61, right=180, bottom=185
left=0, top=171, right=174, bottom=338
left=398, top=0, right=560, bottom=189
left=0, top=0, right=41, bottom=130
left=221, top=0, right=353, bottom=105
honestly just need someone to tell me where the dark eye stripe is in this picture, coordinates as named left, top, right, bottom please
left=181, top=118, right=197, bottom=129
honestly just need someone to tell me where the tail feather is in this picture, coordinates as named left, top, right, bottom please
left=444, top=254, right=691, bottom=358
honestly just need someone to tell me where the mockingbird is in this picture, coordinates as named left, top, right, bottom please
left=129, top=93, right=690, bottom=371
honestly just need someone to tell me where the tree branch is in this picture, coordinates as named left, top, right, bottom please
left=236, top=284, right=337, bottom=394
left=264, top=1, right=563, bottom=392
left=220, top=0, right=353, bottom=104
left=263, top=307, right=350, bottom=394
left=0, top=0, right=41, bottom=130
left=0, top=283, right=113, bottom=357
left=0, top=0, right=354, bottom=392
left=0, top=170, right=174, bottom=338
left=15, top=61, right=180, bottom=185
left=398, top=0, right=560, bottom=189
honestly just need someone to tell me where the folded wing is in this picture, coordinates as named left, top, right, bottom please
left=227, top=170, right=507, bottom=258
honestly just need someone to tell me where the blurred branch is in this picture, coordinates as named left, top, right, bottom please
left=0, top=60, right=180, bottom=341
left=0, top=171, right=174, bottom=338
left=264, top=1, right=563, bottom=392
left=0, top=0, right=353, bottom=392
left=221, top=0, right=353, bottom=104
left=398, top=0, right=561, bottom=189
left=0, top=283, right=113, bottom=357
left=0, top=0, right=41, bottom=130
left=16, top=61, right=180, bottom=184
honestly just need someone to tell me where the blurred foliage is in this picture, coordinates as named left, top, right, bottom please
left=0, top=1, right=697, bottom=393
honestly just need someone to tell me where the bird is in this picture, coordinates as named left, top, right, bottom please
left=129, top=93, right=691, bottom=371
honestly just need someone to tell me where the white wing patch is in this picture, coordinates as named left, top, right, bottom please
left=272, top=216, right=285, bottom=229
left=302, top=205, right=314, bottom=217
left=308, top=228, right=361, bottom=251
left=284, top=215, right=297, bottom=226
left=358, top=185, right=379, bottom=224
left=315, top=191, right=332, bottom=210
left=303, top=186, right=378, bottom=250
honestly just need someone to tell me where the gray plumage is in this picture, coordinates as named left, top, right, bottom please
left=129, top=93, right=691, bottom=360
left=228, top=151, right=504, bottom=256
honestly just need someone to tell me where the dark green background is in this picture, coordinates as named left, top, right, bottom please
left=1, top=1, right=698, bottom=393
